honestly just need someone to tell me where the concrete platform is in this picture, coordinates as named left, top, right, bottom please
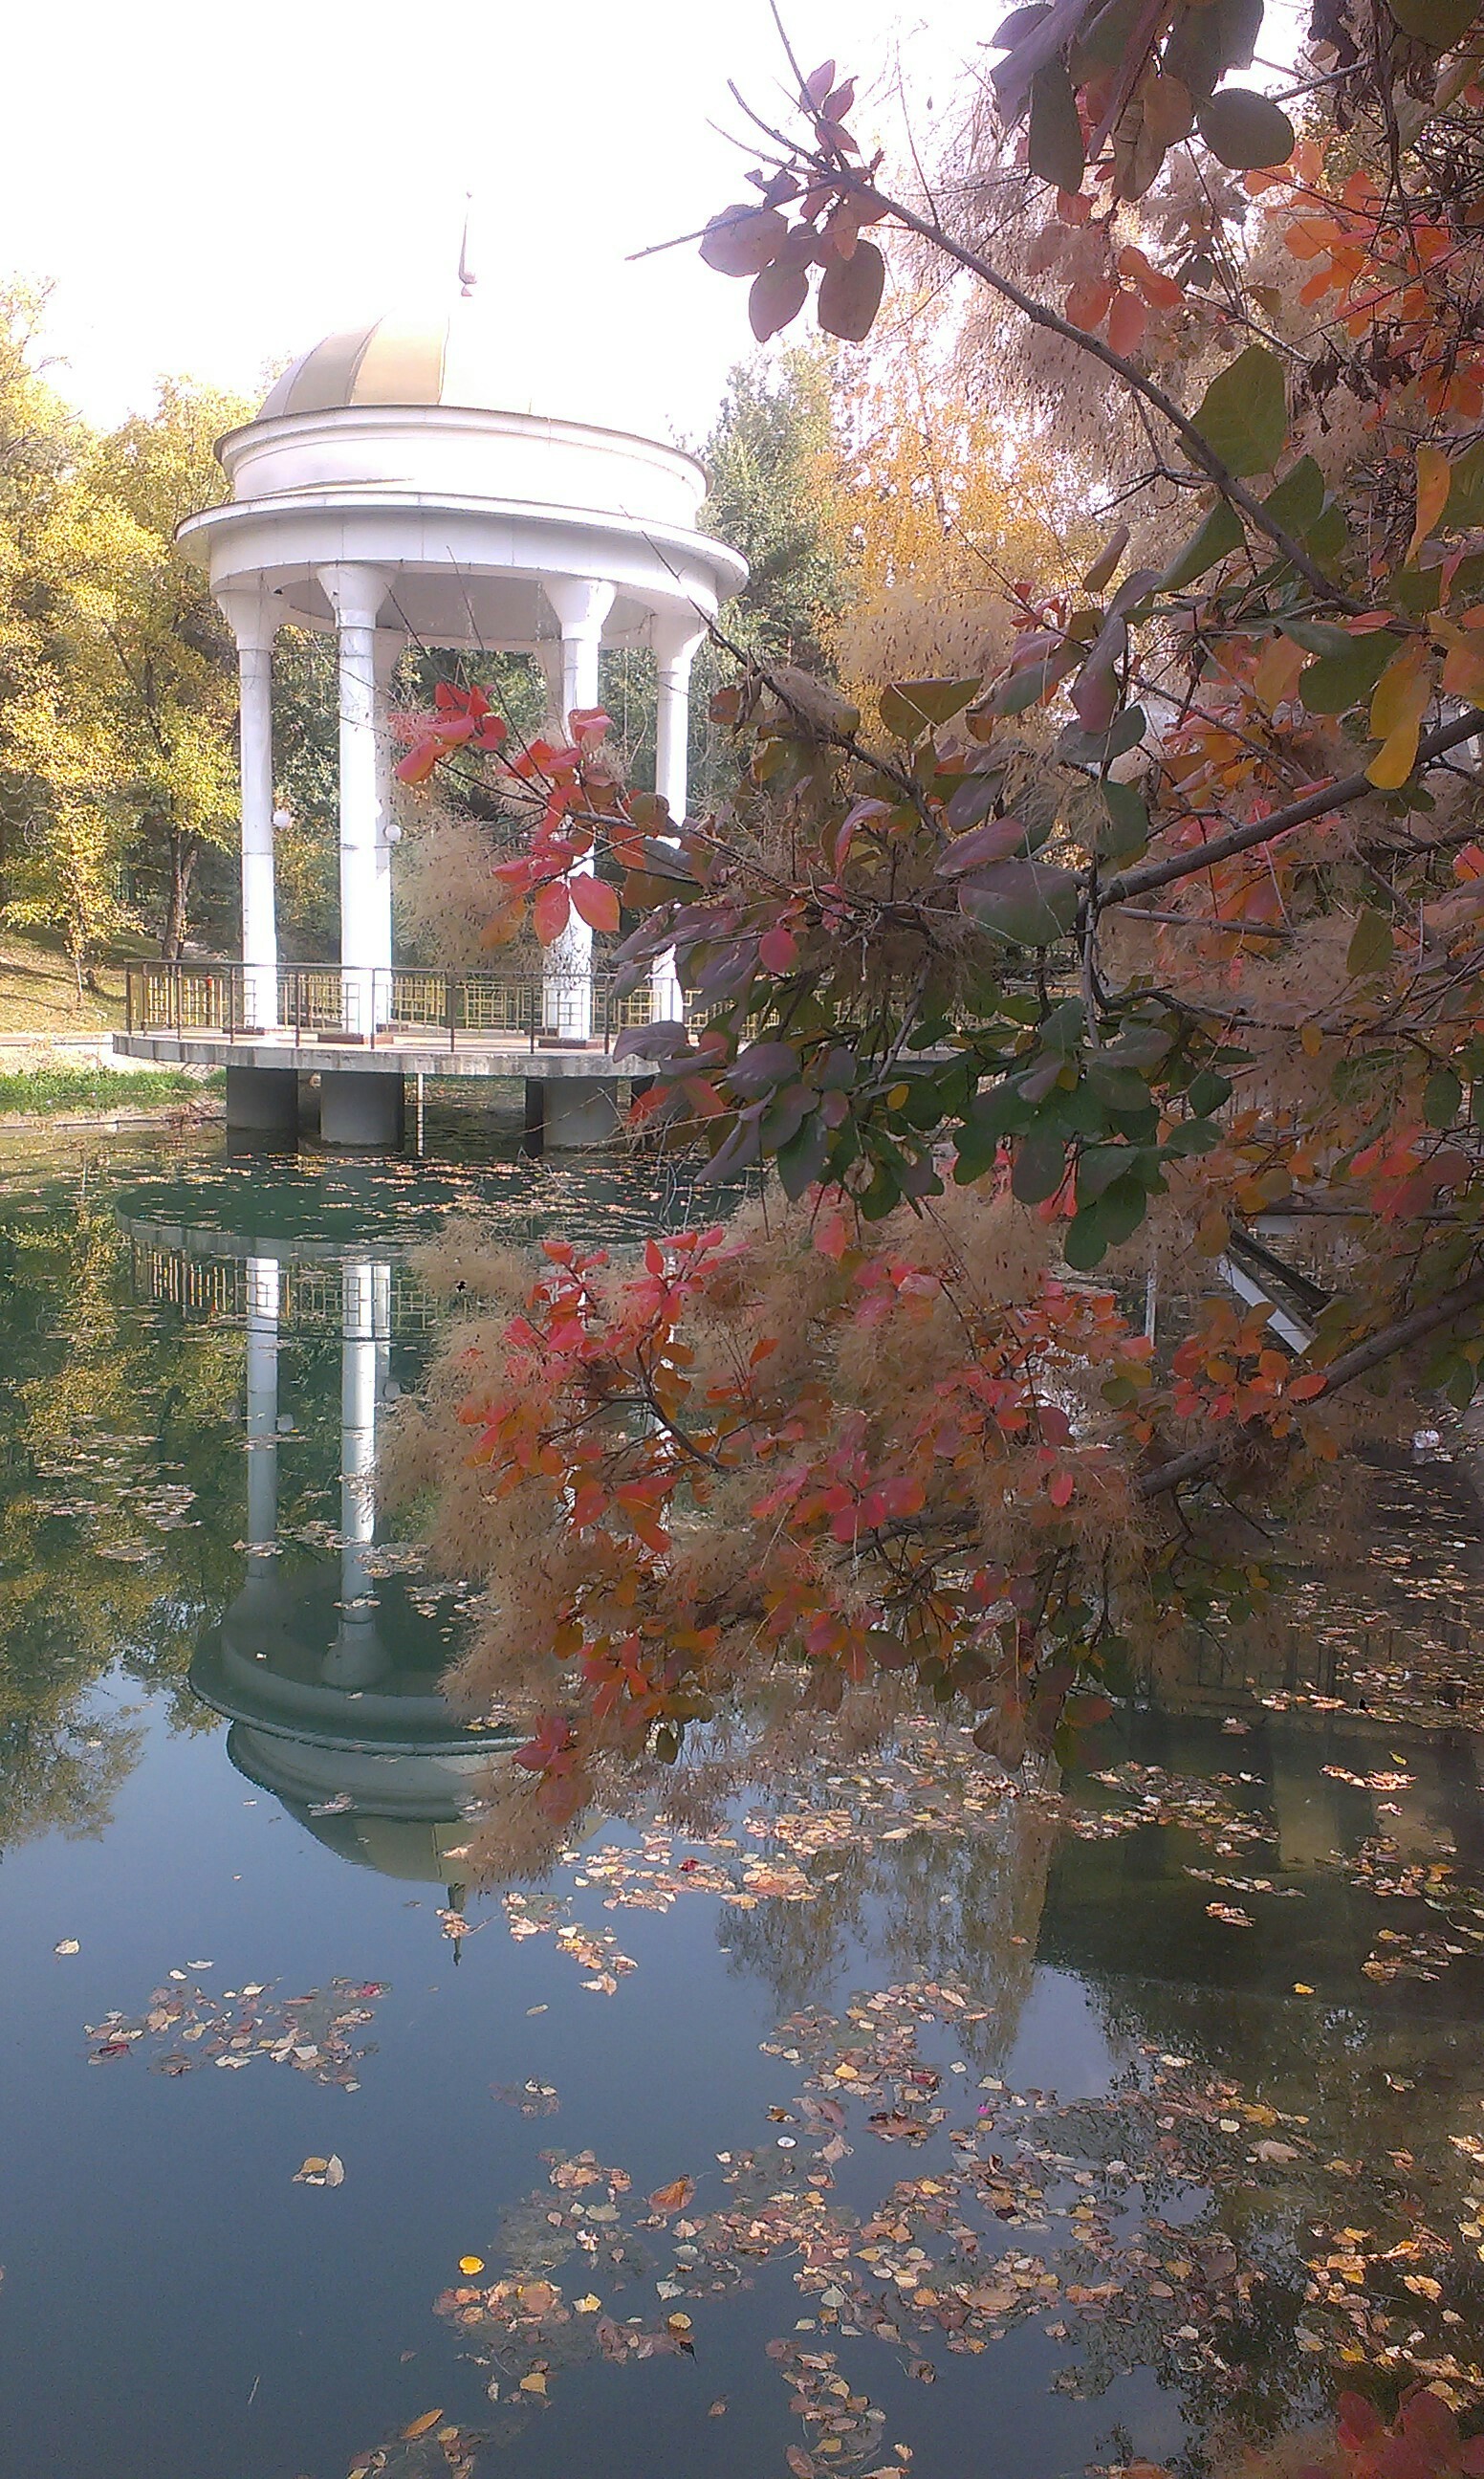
left=116, top=1028, right=658, bottom=1149
left=114, top=1030, right=654, bottom=1081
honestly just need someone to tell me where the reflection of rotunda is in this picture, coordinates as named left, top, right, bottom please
left=170, top=1231, right=515, bottom=1890
left=118, top=289, right=747, bottom=1149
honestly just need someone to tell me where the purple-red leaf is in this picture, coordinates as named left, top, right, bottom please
left=818, top=241, right=885, bottom=342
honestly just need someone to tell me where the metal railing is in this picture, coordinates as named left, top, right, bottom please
left=125, top=962, right=666, bottom=1056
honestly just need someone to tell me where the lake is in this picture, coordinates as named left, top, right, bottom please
left=1, top=1119, right=1482, bottom=2479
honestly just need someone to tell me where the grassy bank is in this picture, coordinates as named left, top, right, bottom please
left=0, top=1064, right=222, bottom=1116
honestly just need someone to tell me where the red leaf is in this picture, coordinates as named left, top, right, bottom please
left=533, top=880, right=572, bottom=946
left=1048, top=1468, right=1075, bottom=1507
left=1339, top=2401, right=1386, bottom=2450
left=395, top=737, right=444, bottom=786
left=758, top=922, right=799, bottom=972
left=750, top=259, right=810, bottom=340
left=570, top=874, right=620, bottom=933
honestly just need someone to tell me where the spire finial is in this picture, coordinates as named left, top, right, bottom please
left=457, top=194, right=477, bottom=299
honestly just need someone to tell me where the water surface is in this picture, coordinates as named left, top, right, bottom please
left=2, top=1124, right=1482, bottom=2479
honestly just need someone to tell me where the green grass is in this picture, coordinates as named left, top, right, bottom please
left=0, top=926, right=145, bottom=1031
left=0, top=1065, right=223, bottom=1116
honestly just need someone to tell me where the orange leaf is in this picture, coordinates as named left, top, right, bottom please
left=570, top=873, right=620, bottom=933
left=1064, top=277, right=1116, bottom=333
left=402, top=2412, right=445, bottom=2440
left=649, top=2176, right=696, bottom=2213
left=1107, top=288, right=1148, bottom=356
left=533, top=879, right=572, bottom=946
left=1408, top=443, right=1452, bottom=565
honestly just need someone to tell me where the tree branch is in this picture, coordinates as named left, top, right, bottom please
left=1135, top=1265, right=1484, bottom=1501
left=1097, top=706, right=1484, bottom=910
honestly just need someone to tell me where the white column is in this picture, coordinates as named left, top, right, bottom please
left=318, top=564, right=390, bottom=1038
left=651, top=619, right=704, bottom=1025
left=245, top=1254, right=280, bottom=1564
left=218, top=589, right=279, bottom=1031
left=372, top=631, right=402, bottom=995
left=541, top=576, right=615, bottom=1043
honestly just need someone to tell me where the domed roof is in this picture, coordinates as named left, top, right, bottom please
left=258, top=296, right=644, bottom=435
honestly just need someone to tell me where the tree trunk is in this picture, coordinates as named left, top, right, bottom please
left=160, top=835, right=196, bottom=959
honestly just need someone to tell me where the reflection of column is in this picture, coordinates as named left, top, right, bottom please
left=318, top=564, right=390, bottom=1037
left=245, top=1255, right=281, bottom=1566
left=541, top=577, right=615, bottom=1042
left=651, top=619, right=703, bottom=1025
left=327, top=1259, right=391, bottom=1686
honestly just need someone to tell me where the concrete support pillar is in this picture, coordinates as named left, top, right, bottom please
left=245, top=1254, right=281, bottom=1565
left=539, top=1079, right=621, bottom=1149
left=651, top=618, right=703, bottom=1025
left=318, top=563, right=391, bottom=1038
left=318, top=1068, right=404, bottom=1149
left=225, top=1064, right=298, bottom=1137
left=218, top=589, right=279, bottom=1031
left=541, top=576, right=615, bottom=1044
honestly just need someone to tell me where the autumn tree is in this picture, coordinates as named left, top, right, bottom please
left=393, top=0, right=1484, bottom=1814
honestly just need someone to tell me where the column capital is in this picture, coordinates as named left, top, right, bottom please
left=317, top=562, right=392, bottom=633
left=216, top=585, right=279, bottom=656
left=543, top=575, right=616, bottom=642
left=651, top=613, right=706, bottom=675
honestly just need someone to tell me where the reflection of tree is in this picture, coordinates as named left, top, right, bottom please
left=719, top=1790, right=1058, bottom=2067
left=0, top=1148, right=247, bottom=1848
left=0, top=1707, right=142, bottom=1847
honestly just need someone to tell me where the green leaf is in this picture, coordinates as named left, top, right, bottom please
left=1346, top=909, right=1395, bottom=978
left=1160, top=498, right=1244, bottom=590
left=1191, top=345, right=1288, bottom=478
left=1260, top=455, right=1325, bottom=536
left=1298, top=629, right=1402, bottom=715
left=880, top=678, right=983, bottom=739
left=1187, top=1068, right=1232, bottom=1114
left=1386, top=0, right=1479, bottom=45
left=1012, top=1130, right=1068, bottom=1204
left=1028, top=60, right=1085, bottom=189
left=1163, top=0, right=1263, bottom=98
left=1425, top=1066, right=1464, bottom=1129
left=1099, top=778, right=1150, bottom=860
left=1076, top=1142, right=1136, bottom=1203
left=1447, top=437, right=1484, bottom=532
left=1196, top=87, right=1296, bottom=170
left=958, top=859, right=1080, bottom=948
left=775, top=1110, right=830, bottom=1199
left=1039, top=996, right=1086, bottom=1052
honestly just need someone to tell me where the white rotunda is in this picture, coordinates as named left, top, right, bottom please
left=131, top=293, right=747, bottom=1144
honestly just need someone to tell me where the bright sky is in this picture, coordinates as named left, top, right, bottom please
left=4, top=0, right=1307, bottom=450
left=3, top=0, right=993, bottom=450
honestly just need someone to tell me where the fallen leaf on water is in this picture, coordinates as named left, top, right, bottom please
left=324, top=2155, right=344, bottom=2186
left=575, top=2293, right=601, bottom=2313
left=1293, top=1982, right=1315, bottom=1995
left=518, top=2371, right=548, bottom=2396
left=402, top=2409, right=443, bottom=2438
left=649, top=2176, right=696, bottom=2213
left=709, top=2398, right=728, bottom=2416
left=787, top=2451, right=815, bottom=2478
left=458, top=2256, right=485, bottom=2274
left=54, top=1940, right=79, bottom=1956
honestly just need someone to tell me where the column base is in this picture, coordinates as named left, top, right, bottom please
left=319, top=1069, right=404, bottom=1148
left=538, top=1080, right=620, bottom=1150
left=225, top=1065, right=299, bottom=1137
